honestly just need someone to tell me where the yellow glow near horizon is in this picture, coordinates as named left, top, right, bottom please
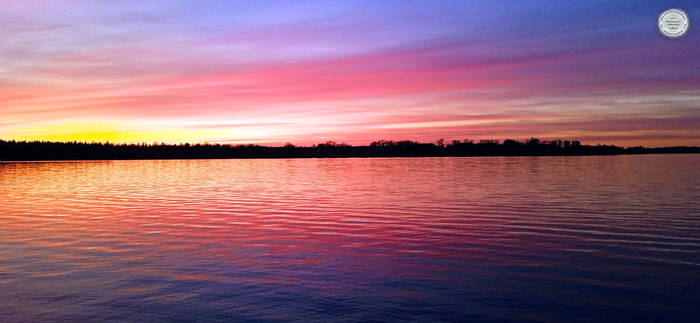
left=3, top=121, right=229, bottom=144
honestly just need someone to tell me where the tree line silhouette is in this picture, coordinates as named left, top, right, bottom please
left=0, top=138, right=698, bottom=161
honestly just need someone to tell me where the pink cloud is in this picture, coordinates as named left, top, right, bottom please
left=2, top=24, right=699, bottom=147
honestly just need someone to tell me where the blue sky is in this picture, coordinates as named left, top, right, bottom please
left=1, top=0, right=698, bottom=146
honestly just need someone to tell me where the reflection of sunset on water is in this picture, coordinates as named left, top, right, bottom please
left=1, top=157, right=699, bottom=320
left=1, top=0, right=699, bottom=321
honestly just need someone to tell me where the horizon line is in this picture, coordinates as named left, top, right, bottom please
left=2, top=138, right=699, bottom=149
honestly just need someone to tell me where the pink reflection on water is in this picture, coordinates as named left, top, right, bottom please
left=0, top=156, right=699, bottom=321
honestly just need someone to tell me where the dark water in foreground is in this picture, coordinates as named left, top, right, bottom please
left=0, top=155, right=699, bottom=322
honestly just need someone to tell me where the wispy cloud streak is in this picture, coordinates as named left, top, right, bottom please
left=0, top=0, right=699, bottom=146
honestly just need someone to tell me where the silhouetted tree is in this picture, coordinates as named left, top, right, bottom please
left=0, top=138, right=696, bottom=161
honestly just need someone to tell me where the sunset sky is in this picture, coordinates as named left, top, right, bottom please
left=1, top=0, right=699, bottom=147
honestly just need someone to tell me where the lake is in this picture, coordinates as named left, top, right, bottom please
left=0, top=155, right=699, bottom=321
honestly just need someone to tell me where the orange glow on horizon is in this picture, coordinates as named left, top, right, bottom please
left=3, top=121, right=230, bottom=144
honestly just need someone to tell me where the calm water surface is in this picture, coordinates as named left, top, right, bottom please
left=0, top=155, right=699, bottom=322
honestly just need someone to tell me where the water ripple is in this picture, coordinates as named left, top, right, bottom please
left=0, top=155, right=699, bottom=321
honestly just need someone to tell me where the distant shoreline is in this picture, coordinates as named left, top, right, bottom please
left=2, top=139, right=699, bottom=161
